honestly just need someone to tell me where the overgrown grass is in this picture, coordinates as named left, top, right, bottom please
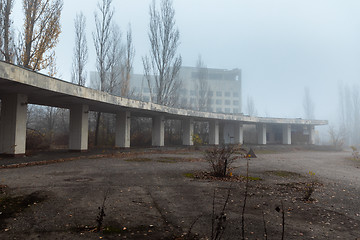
left=124, top=158, right=152, bottom=162
left=266, top=171, right=302, bottom=178
left=241, top=176, right=262, bottom=181
left=157, top=157, right=180, bottom=163
left=184, top=173, right=195, bottom=178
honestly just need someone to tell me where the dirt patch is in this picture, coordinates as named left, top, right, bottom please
left=0, top=191, right=48, bottom=230
left=0, top=147, right=359, bottom=239
left=266, top=170, right=304, bottom=178
left=125, top=158, right=153, bottom=162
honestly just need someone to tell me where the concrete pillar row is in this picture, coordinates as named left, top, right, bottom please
left=257, top=123, right=267, bottom=145
left=309, top=125, right=315, bottom=145
left=115, top=111, right=131, bottom=148
left=152, top=115, right=165, bottom=147
left=209, top=120, right=219, bottom=145
left=234, top=123, right=244, bottom=144
left=0, top=94, right=28, bottom=156
left=69, top=105, right=89, bottom=151
left=182, top=118, right=194, bottom=146
left=282, top=124, right=292, bottom=145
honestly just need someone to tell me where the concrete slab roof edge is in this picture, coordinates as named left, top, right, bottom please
left=0, top=61, right=327, bottom=126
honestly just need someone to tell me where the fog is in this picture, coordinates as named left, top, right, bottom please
left=10, top=0, right=360, bottom=143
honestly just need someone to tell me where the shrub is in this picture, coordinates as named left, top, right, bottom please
left=192, top=134, right=203, bottom=149
left=351, top=146, right=360, bottom=160
left=204, top=145, right=242, bottom=177
left=304, top=171, right=316, bottom=201
left=26, top=129, right=49, bottom=150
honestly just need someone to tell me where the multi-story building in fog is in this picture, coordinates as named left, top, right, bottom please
left=90, top=66, right=242, bottom=114
left=177, top=67, right=241, bottom=114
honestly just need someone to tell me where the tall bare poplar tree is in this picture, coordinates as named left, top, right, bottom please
left=339, top=83, right=360, bottom=145
left=246, top=96, right=257, bottom=116
left=0, top=0, right=15, bottom=62
left=92, top=0, right=114, bottom=146
left=93, top=0, right=113, bottom=92
left=72, top=12, right=88, bottom=86
left=120, top=24, right=135, bottom=97
left=106, top=23, right=122, bottom=94
left=21, top=0, right=63, bottom=71
left=194, top=55, right=211, bottom=111
left=143, top=0, right=182, bottom=106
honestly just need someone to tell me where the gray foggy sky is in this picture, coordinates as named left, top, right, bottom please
left=11, top=0, right=360, bottom=126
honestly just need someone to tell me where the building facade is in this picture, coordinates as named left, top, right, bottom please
left=113, top=66, right=242, bottom=114
left=177, top=67, right=241, bottom=114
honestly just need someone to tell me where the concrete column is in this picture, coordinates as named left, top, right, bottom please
left=152, top=115, right=164, bottom=147
left=209, top=120, right=219, bottom=145
left=182, top=118, right=194, bottom=146
left=234, top=123, right=244, bottom=144
left=115, top=111, right=131, bottom=148
left=282, top=124, right=291, bottom=145
left=309, top=125, right=315, bottom=145
left=257, top=123, right=267, bottom=145
left=0, top=94, right=28, bottom=156
left=223, top=123, right=233, bottom=144
left=69, top=105, right=89, bottom=151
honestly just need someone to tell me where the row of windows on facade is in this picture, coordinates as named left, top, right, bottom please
left=213, top=108, right=240, bottom=114
left=137, top=87, right=240, bottom=98
left=190, top=72, right=240, bottom=81
left=139, top=94, right=240, bottom=106
left=139, top=96, right=239, bottom=112
left=180, top=98, right=240, bottom=106
left=179, top=89, right=240, bottom=98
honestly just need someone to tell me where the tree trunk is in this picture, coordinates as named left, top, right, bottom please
left=94, top=112, right=101, bottom=146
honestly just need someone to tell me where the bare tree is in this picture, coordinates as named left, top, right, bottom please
left=105, top=23, right=123, bottom=94
left=328, top=125, right=345, bottom=149
left=71, top=12, right=88, bottom=86
left=338, top=83, right=360, bottom=145
left=142, top=0, right=182, bottom=106
left=93, top=0, right=113, bottom=92
left=20, top=0, right=63, bottom=71
left=194, top=55, right=212, bottom=111
left=303, top=87, right=315, bottom=119
left=246, top=95, right=257, bottom=116
left=120, top=24, right=135, bottom=97
left=0, top=0, right=15, bottom=62
left=92, top=0, right=114, bottom=146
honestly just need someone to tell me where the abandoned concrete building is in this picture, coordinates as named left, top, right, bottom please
left=91, top=66, right=319, bottom=145
left=0, top=61, right=327, bottom=156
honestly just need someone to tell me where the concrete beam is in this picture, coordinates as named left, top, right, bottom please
left=182, top=118, right=194, bottom=146
left=209, top=120, right=219, bottom=145
left=69, top=105, right=89, bottom=151
left=0, top=94, right=28, bottom=156
left=282, top=124, right=291, bottom=145
left=115, top=111, right=131, bottom=148
left=152, top=116, right=164, bottom=147
left=257, top=123, right=267, bottom=145
left=234, top=123, right=244, bottom=144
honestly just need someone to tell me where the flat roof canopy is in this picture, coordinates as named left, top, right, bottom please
left=0, top=61, right=327, bottom=126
